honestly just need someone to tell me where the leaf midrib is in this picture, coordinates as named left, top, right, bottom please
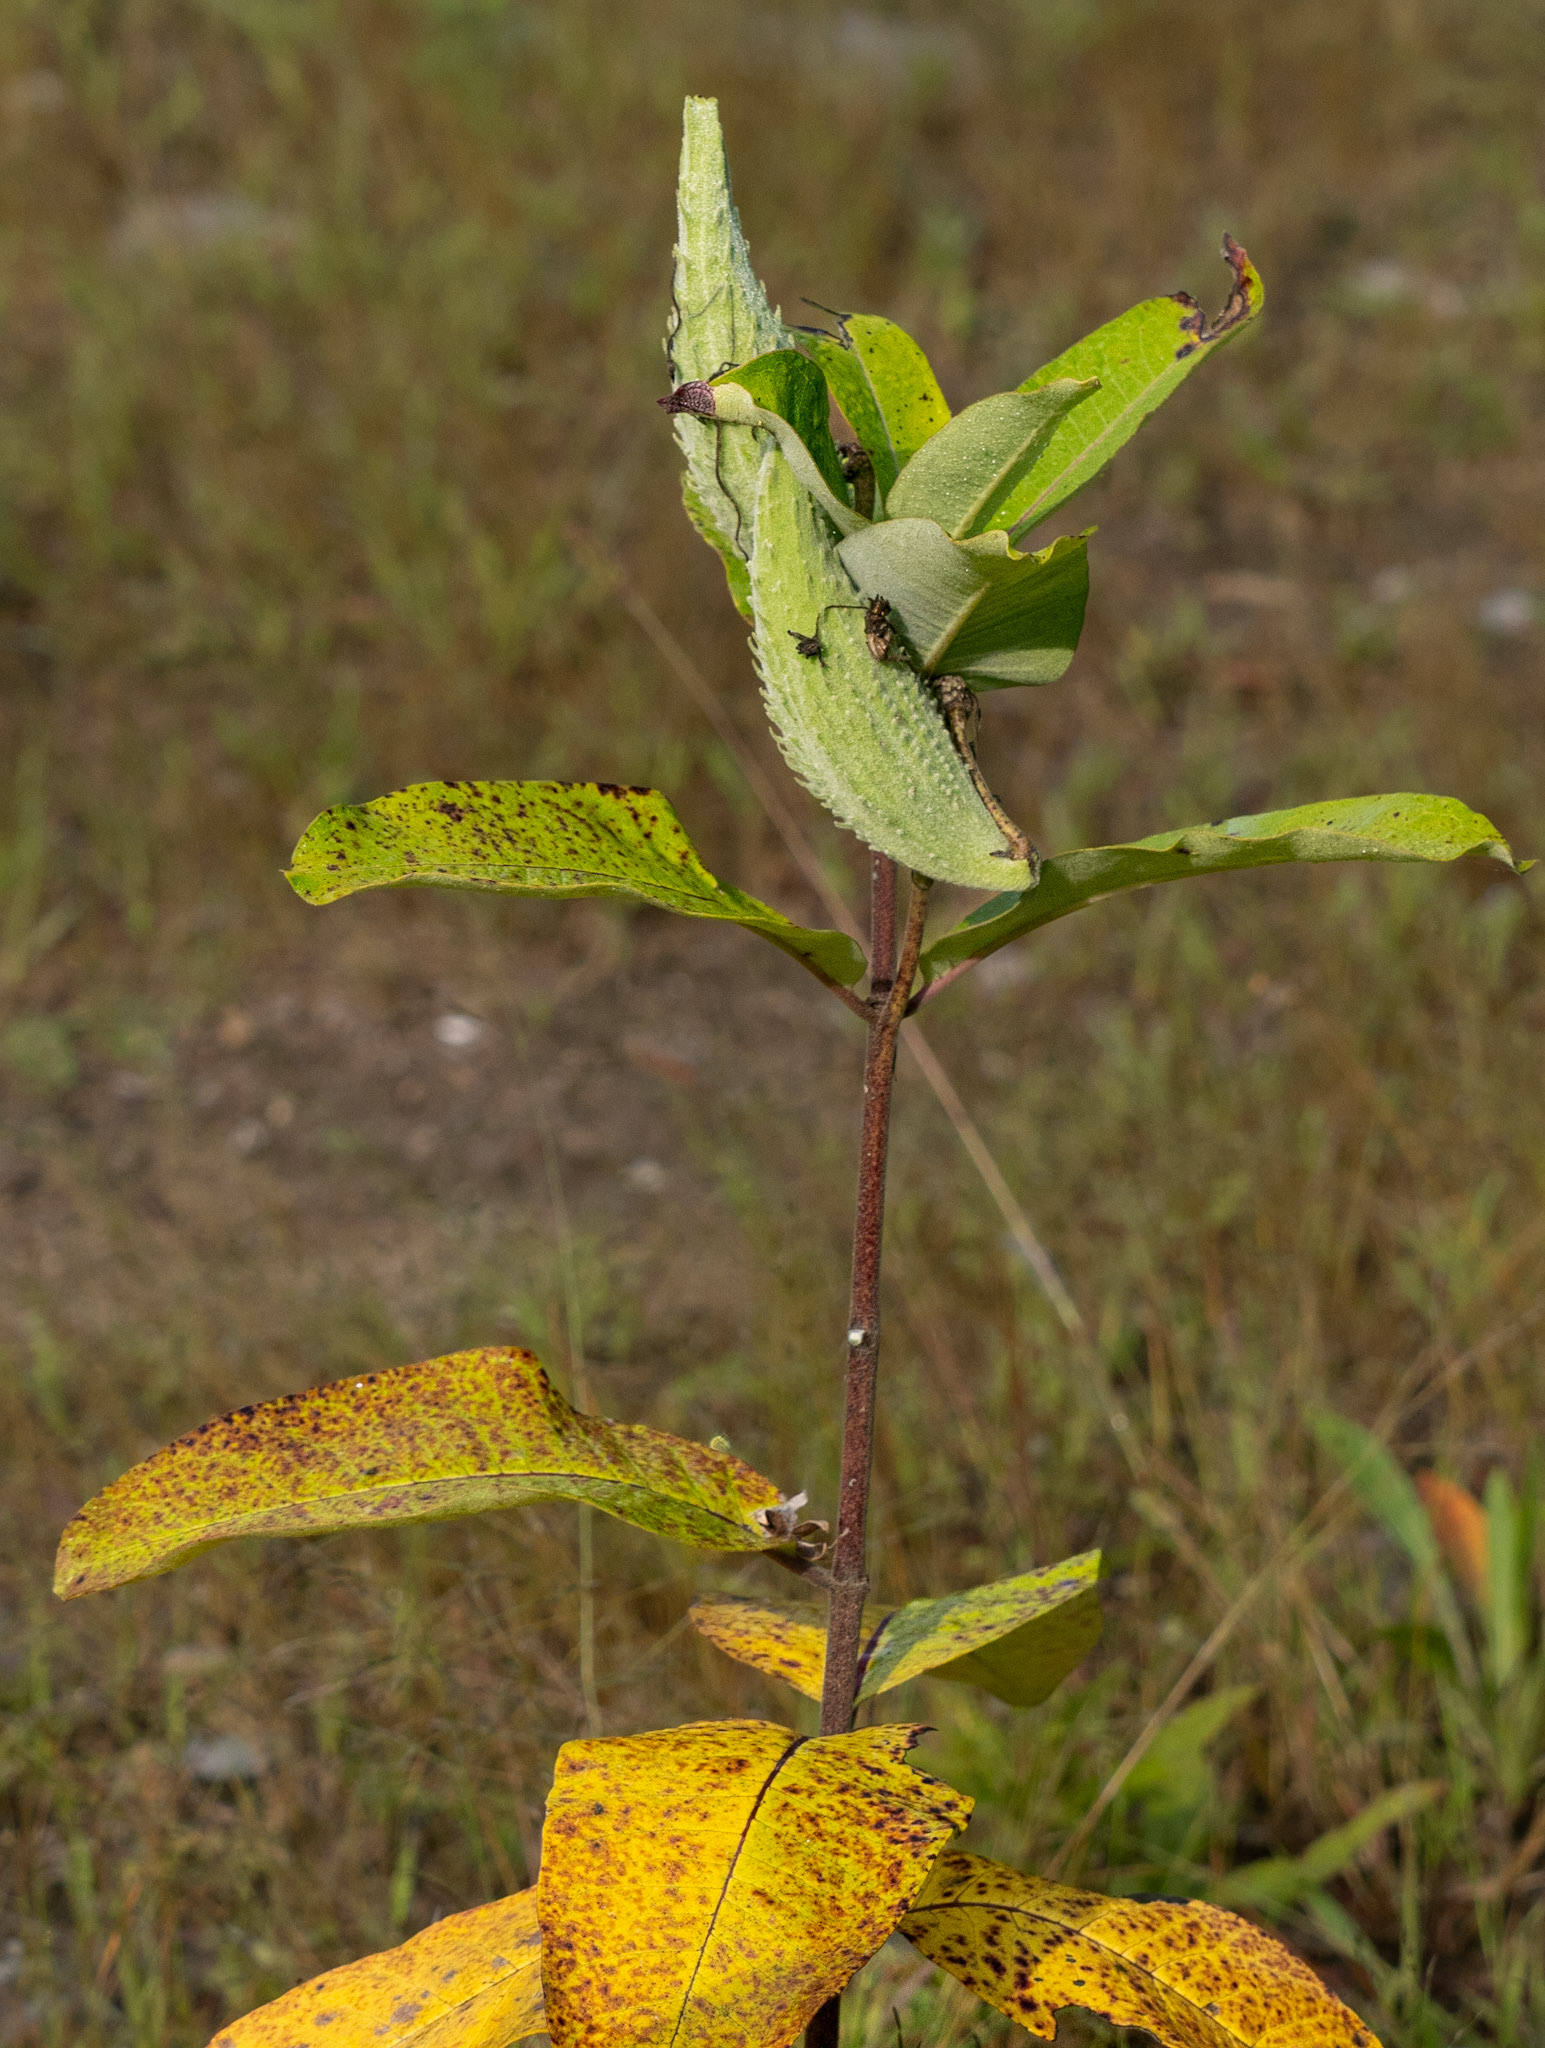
left=75, top=1470, right=769, bottom=1562
left=668, top=1734, right=808, bottom=2046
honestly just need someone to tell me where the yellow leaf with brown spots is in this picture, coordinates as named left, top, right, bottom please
left=55, top=1348, right=796, bottom=1598
left=208, top=1885, right=543, bottom=2047
left=901, top=1851, right=1381, bottom=2047
left=538, top=1718, right=973, bottom=2047
left=286, top=779, right=865, bottom=993
left=690, top=1553, right=1101, bottom=1708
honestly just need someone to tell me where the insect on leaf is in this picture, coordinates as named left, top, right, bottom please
left=538, top=1719, right=972, bottom=2048
left=285, top=779, right=866, bottom=994
left=799, top=312, right=952, bottom=499
left=55, top=1348, right=799, bottom=1598
left=884, top=381, right=1099, bottom=539
left=749, top=445, right=1036, bottom=888
left=690, top=1553, right=1102, bottom=1708
left=836, top=517, right=1090, bottom=688
left=901, top=1852, right=1383, bottom=2046
left=994, top=235, right=1265, bottom=540
left=208, top=1887, right=544, bottom=2048
left=918, top=793, right=1526, bottom=989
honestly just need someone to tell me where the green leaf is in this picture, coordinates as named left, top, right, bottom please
left=208, top=1887, right=544, bottom=2048
left=666, top=97, right=793, bottom=602
left=681, top=470, right=752, bottom=620
left=919, top=793, right=1525, bottom=989
left=997, top=235, right=1264, bottom=539
left=884, top=381, right=1099, bottom=539
left=285, top=779, right=865, bottom=992
left=1311, top=1411, right=1439, bottom=1574
left=901, top=1852, right=1383, bottom=2047
left=54, top=1348, right=799, bottom=1598
left=749, top=446, right=1036, bottom=889
left=538, top=1719, right=972, bottom=2048
left=837, top=517, right=1089, bottom=688
left=715, top=349, right=851, bottom=505
left=1211, top=1782, right=1443, bottom=1913
left=798, top=312, right=951, bottom=499
left=1123, top=1685, right=1258, bottom=1820
left=1483, top=1467, right=1526, bottom=1686
left=709, top=360, right=867, bottom=537
left=861, top=1552, right=1101, bottom=1703
left=1312, top=1409, right=1476, bottom=1683
left=690, top=1553, right=1102, bottom=1708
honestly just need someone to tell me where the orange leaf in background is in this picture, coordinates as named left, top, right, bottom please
left=208, top=1886, right=543, bottom=2047
left=1415, top=1471, right=1489, bottom=1600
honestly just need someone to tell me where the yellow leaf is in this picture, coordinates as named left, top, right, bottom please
left=1414, top=1471, right=1489, bottom=1601
left=539, top=1718, right=972, bottom=2047
left=690, top=1554, right=1101, bottom=1707
left=56, top=1348, right=793, bottom=1598
left=902, top=1852, right=1381, bottom=2047
left=208, top=1886, right=543, bottom=2047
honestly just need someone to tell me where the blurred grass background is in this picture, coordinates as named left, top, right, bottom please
left=1, top=0, right=1542, bottom=2042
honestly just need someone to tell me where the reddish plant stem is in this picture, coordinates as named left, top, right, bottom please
left=806, top=854, right=931, bottom=2048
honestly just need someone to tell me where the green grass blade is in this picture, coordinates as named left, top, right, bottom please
left=286, top=779, right=865, bottom=991
left=1212, top=1782, right=1442, bottom=1911
left=919, top=793, right=1524, bottom=988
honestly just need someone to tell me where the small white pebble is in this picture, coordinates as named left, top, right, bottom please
left=1476, top=588, right=1536, bottom=637
left=228, top=1118, right=266, bottom=1156
left=623, top=1157, right=669, bottom=1193
left=433, top=1012, right=484, bottom=1049
left=185, top=1734, right=265, bottom=1782
left=1369, top=566, right=1416, bottom=605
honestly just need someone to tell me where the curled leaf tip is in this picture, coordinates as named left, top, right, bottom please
left=1174, top=234, right=1261, bottom=357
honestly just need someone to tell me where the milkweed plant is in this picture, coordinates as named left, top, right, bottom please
left=54, top=98, right=1525, bottom=2048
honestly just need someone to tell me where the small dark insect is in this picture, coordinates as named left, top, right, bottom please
left=934, top=675, right=1040, bottom=876
left=788, top=594, right=898, bottom=665
left=861, top=594, right=896, bottom=663
left=836, top=439, right=876, bottom=520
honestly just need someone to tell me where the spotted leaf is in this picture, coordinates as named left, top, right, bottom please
left=55, top=1349, right=796, bottom=1598
left=208, top=1887, right=544, bottom=2048
left=691, top=1553, right=1101, bottom=1707
left=901, top=1852, right=1382, bottom=2046
left=285, top=779, right=865, bottom=993
left=539, top=1719, right=971, bottom=2048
